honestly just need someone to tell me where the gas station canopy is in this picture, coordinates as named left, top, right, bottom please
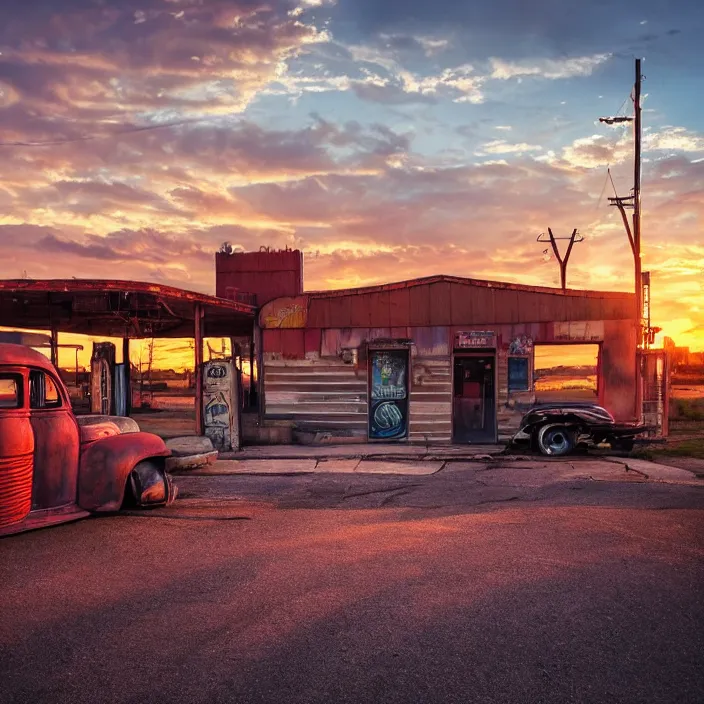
left=0, top=279, right=256, bottom=339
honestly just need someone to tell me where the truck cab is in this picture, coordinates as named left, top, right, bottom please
left=0, top=344, right=176, bottom=536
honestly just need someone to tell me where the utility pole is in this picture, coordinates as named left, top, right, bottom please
left=599, top=58, right=644, bottom=420
left=633, top=58, right=643, bottom=346
left=538, top=228, right=583, bottom=290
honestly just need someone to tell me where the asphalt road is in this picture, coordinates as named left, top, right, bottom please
left=2, top=464, right=704, bottom=704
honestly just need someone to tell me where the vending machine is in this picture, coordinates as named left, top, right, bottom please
left=202, top=360, right=240, bottom=451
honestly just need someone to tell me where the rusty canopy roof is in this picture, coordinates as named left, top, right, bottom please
left=0, top=279, right=255, bottom=338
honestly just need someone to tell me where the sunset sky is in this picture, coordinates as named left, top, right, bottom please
left=1, top=0, right=703, bottom=370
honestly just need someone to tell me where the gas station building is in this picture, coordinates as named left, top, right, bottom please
left=0, top=247, right=669, bottom=447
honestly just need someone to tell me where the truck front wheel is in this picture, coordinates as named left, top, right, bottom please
left=125, top=460, right=177, bottom=508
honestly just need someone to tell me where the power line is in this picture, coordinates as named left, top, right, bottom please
left=614, top=91, right=632, bottom=119
left=607, top=167, right=619, bottom=197
left=0, top=114, right=219, bottom=148
left=594, top=165, right=611, bottom=211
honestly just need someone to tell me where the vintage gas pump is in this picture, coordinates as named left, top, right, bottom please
left=90, top=342, right=116, bottom=415
left=89, top=341, right=130, bottom=416
left=202, top=360, right=240, bottom=451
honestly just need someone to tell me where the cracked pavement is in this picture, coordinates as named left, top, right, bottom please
left=172, top=458, right=703, bottom=513
left=2, top=459, right=703, bottom=704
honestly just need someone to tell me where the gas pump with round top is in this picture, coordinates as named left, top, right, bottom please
left=202, top=360, right=240, bottom=452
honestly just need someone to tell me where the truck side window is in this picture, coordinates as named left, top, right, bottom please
left=29, top=370, right=62, bottom=409
left=0, top=374, right=22, bottom=409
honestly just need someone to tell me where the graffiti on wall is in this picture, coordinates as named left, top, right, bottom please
left=509, top=335, right=533, bottom=355
left=369, top=350, right=408, bottom=439
left=205, top=391, right=230, bottom=426
left=259, top=296, right=308, bottom=329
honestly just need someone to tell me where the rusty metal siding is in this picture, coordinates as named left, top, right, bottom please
left=348, top=297, right=372, bottom=328
left=389, top=288, right=410, bottom=327
left=408, top=284, right=431, bottom=326
left=411, top=327, right=450, bottom=356
left=263, top=359, right=367, bottom=432
left=304, top=329, right=322, bottom=357
left=429, top=282, right=453, bottom=325
left=409, top=357, right=452, bottom=442
left=321, top=329, right=372, bottom=357
left=215, top=249, right=303, bottom=305
left=281, top=330, right=306, bottom=359
left=374, top=290, right=392, bottom=328
left=303, top=281, right=635, bottom=329
left=602, top=319, right=637, bottom=421
left=263, top=330, right=305, bottom=359
left=326, top=296, right=353, bottom=328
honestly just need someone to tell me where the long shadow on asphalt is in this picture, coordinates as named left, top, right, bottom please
left=2, top=505, right=703, bottom=704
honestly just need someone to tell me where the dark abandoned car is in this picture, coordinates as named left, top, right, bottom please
left=510, top=402, right=649, bottom=457
left=0, top=344, right=176, bottom=537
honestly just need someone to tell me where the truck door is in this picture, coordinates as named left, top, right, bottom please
left=29, top=368, right=80, bottom=510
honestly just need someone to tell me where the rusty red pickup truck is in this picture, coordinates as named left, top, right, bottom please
left=0, top=344, right=176, bottom=536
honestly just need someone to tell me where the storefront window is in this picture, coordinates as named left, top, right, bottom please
left=533, top=344, right=599, bottom=402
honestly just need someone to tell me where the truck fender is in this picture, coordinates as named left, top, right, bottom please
left=78, top=432, right=170, bottom=512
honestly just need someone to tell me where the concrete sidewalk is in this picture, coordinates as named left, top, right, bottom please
left=201, top=442, right=506, bottom=476
left=179, top=457, right=447, bottom=476
left=171, top=445, right=704, bottom=484
left=219, top=442, right=505, bottom=461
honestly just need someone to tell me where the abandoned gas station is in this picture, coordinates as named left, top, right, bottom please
left=0, top=279, right=256, bottom=449
left=0, top=248, right=670, bottom=447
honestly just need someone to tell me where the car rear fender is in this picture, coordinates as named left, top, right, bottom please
left=78, top=432, right=170, bottom=512
left=520, top=413, right=585, bottom=435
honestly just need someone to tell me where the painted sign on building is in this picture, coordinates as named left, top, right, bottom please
left=259, top=296, right=308, bottom=329
left=455, top=331, right=496, bottom=349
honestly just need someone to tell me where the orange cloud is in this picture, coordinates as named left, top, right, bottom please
left=0, top=1, right=702, bottom=357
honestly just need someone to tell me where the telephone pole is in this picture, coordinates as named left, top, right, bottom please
left=600, top=58, right=643, bottom=344
left=599, top=58, right=644, bottom=421
left=537, top=228, right=583, bottom=290
left=633, top=57, right=643, bottom=346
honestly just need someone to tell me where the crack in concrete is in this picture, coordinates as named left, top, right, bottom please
left=342, top=484, right=422, bottom=500
left=603, top=457, right=650, bottom=479
left=380, top=488, right=417, bottom=506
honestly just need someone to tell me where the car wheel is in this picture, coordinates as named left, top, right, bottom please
left=537, top=424, right=576, bottom=457
left=125, top=460, right=177, bottom=508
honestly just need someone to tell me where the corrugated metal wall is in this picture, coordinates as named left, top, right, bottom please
left=409, top=357, right=452, bottom=442
left=264, top=359, right=368, bottom=434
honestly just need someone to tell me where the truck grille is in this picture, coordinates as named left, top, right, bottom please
left=0, top=453, right=33, bottom=528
